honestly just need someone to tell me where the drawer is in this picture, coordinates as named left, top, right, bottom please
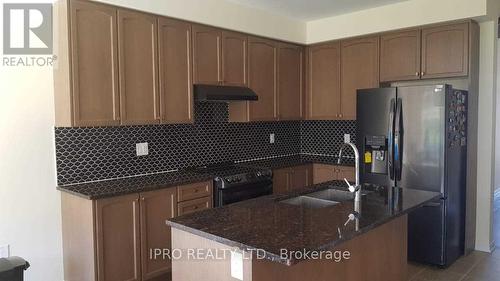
left=177, top=196, right=212, bottom=216
left=177, top=181, right=212, bottom=202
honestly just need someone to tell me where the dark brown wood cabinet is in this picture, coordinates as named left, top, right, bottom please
left=273, top=165, right=312, bottom=194
left=278, top=43, right=304, bottom=120
left=248, top=37, right=278, bottom=121
left=341, top=36, right=379, bottom=120
left=421, top=22, right=469, bottom=79
left=68, top=0, right=120, bottom=126
left=118, top=9, right=160, bottom=125
left=306, top=42, right=341, bottom=120
left=222, top=31, right=247, bottom=86
left=192, top=24, right=222, bottom=85
left=380, top=29, right=421, bottom=82
left=95, top=194, right=141, bottom=281
left=158, top=18, right=193, bottom=124
left=313, top=164, right=355, bottom=184
left=139, top=188, right=177, bottom=280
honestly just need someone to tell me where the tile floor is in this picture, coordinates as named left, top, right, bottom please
left=407, top=191, right=500, bottom=281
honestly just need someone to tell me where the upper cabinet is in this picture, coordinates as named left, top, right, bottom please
left=118, top=9, right=160, bottom=125
left=192, top=25, right=222, bottom=85
left=341, top=36, right=379, bottom=120
left=306, top=42, right=342, bottom=120
left=278, top=43, right=304, bottom=120
left=247, top=37, right=278, bottom=121
left=221, top=31, right=247, bottom=86
left=421, top=22, right=469, bottom=79
left=67, top=0, right=120, bottom=126
left=380, top=29, right=421, bottom=82
left=158, top=18, right=193, bottom=124
left=380, top=22, right=470, bottom=82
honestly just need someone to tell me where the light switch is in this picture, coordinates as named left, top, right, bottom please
left=136, top=143, right=149, bottom=156
left=270, top=133, right=275, bottom=144
left=344, top=134, right=351, bottom=143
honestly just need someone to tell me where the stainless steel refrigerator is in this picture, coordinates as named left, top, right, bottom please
left=356, top=84, right=468, bottom=267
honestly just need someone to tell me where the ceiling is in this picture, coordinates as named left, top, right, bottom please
left=226, top=0, right=409, bottom=21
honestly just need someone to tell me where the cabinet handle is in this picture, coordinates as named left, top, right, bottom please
left=421, top=71, right=425, bottom=76
left=415, top=72, right=419, bottom=77
left=339, top=114, right=343, bottom=118
left=141, top=197, right=145, bottom=201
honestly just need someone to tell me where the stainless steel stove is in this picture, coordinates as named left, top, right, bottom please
left=188, top=162, right=273, bottom=207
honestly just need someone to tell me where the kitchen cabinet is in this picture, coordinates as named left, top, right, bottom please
left=222, top=31, right=248, bottom=86
left=306, top=42, right=341, bottom=120
left=421, top=22, right=469, bottom=79
left=273, top=165, right=312, bottom=194
left=139, top=188, right=177, bottom=280
left=63, top=0, right=120, bottom=126
left=95, top=193, right=141, bottom=281
left=313, top=164, right=355, bottom=184
left=118, top=9, right=160, bottom=125
left=380, top=29, right=421, bottom=82
left=341, top=36, right=379, bottom=120
left=278, top=43, right=304, bottom=120
left=61, top=181, right=212, bottom=281
left=248, top=37, right=278, bottom=121
left=158, top=18, right=193, bottom=123
left=192, top=24, right=222, bottom=85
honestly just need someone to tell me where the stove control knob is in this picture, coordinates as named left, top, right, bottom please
left=226, top=178, right=233, bottom=183
left=256, top=172, right=262, bottom=177
left=236, top=177, right=241, bottom=182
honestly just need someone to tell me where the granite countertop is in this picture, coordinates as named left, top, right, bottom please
left=57, top=154, right=354, bottom=199
left=57, top=170, right=214, bottom=200
left=167, top=181, right=441, bottom=266
left=240, top=154, right=355, bottom=170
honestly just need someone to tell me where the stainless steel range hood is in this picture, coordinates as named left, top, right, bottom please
left=193, top=84, right=258, bottom=101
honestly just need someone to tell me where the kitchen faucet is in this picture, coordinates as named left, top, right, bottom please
left=337, top=142, right=361, bottom=202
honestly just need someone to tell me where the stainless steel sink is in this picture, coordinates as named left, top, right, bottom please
left=305, top=189, right=355, bottom=202
left=279, top=196, right=340, bottom=209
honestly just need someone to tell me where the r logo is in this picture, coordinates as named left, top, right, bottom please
left=3, top=3, right=53, bottom=55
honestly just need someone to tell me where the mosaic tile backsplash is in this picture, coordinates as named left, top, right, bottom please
left=55, top=102, right=355, bottom=185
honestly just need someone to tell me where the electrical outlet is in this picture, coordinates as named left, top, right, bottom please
left=136, top=142, right=149, bottom=156
left=0, top=245, right=10, bottom=258
left=269, top=133, right=275, bottom=144
left=344, top=134, right=351, bottom=143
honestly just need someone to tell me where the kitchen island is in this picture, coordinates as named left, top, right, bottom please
left=167, top=181, right=440, bottom=281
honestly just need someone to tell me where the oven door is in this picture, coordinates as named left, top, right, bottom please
left=215, top=179, right=273, bottom=207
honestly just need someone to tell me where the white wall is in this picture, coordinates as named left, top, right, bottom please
left=306, top=0, right=488, bottom=43
left=475, top=20, right=498, bottom=252
left=94, top=0, right=307, bottom=43
left=0, top=1, right=63, bottom=280
left=495, top=36, right=500, bottom=193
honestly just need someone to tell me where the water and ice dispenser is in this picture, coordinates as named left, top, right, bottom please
left=363, top=135, right=388, bottom=175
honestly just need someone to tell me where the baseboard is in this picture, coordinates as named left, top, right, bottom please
left=475, top=241, right=495, bottom=253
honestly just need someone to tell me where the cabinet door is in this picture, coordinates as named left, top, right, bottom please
left=341, top=36, right=379, bottom=120
left=222, top=31, right=247, bottom=86
left=70, top=0, right=120, bottom=126
left=421, top=22, right=469, bottom=79
left=158, top=18, right=193, bottom=123
left=192, top=24, right=221, bottom=85
left=95, top=194, right=141, bottom=281
left=380, top=29, right=421, bottom=82
left=306, top=43, right=341, bottom=120
left=139, top=188, right=177, bottom=280
left=338, top=166, right=356, bottom=182
left=248, top=37, right=278, bottom=121
left=273, top=168, right=290, bottom=194
left=313, top=164, right=337, bottom=184
left=278, top=43, right=304, bottom=120
left=118, top=9, right=159, bottom=125
left=290, top=165, right=312, bottom=190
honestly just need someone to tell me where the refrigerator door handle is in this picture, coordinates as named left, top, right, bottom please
left=388, top=98, right=396, bottom=180
left=394, top=98, right=403, bottom=180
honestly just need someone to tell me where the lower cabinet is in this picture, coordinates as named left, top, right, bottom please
left=273, top=165, right=312, bottom=194
left=312, top=164, right=355, bottom=184
left=61, top=181, right=212, bottom=281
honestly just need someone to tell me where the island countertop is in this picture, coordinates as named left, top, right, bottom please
left=167, top=181, right=441, bottom=266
